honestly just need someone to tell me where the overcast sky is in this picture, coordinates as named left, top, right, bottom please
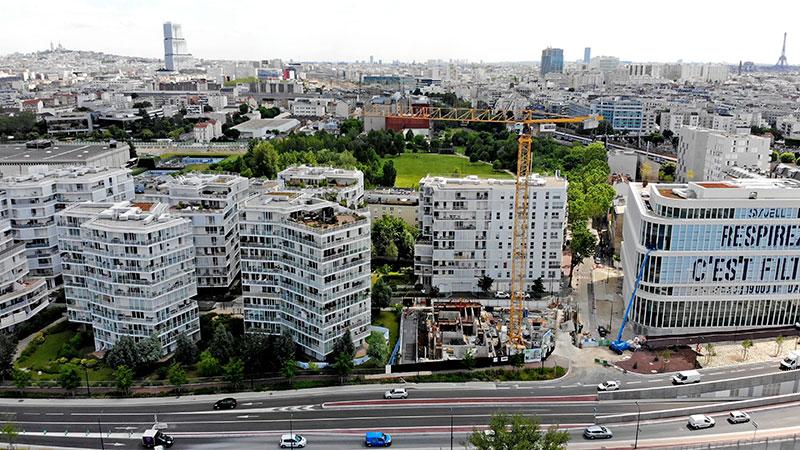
left=1, top=0, right=797, bottom=64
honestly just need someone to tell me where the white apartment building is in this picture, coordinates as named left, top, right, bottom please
left=57, top=201, right=199, bottom=354
left=240, top=191, right=371, bottom=360
left=289, top=98, right=327, bottom=117
left=676, top=127, right=771, bottom=182
left=0, top=167, right=134, bottom=289
left=415, top=175, right=568, bottom=294
left=138, top=174, right=250, bottom=289
left=622, top=179, right=800, bottom=338
left=0, top=192, right=48, bottom=332
left=277, top=165, right=364, bottom=208
left=776, top=115, right=800, bottom=139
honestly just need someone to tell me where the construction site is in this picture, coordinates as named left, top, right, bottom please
left=398, top=300, right=558, bottom=365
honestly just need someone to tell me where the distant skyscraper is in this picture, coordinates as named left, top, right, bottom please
left=540, top=47, right=564, bottom=77
left=163, top=22, right=192, bottom=71
left=584, top=47, right=591, bottom=64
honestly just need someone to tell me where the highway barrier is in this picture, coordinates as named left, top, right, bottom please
left=596, top=392, right=800, bottom=424
left=598, top=369, right=800, bottom=401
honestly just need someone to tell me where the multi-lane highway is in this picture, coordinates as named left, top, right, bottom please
left=1, top=360, right=797, bottom=449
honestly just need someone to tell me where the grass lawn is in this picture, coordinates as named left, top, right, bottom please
left=372, top=310, right=400, bottom=352
left=453, top=146, right=466, bottom=155
left=16, top=330, right=74, bottom=369
left=385, top=153, right=512, bottom=188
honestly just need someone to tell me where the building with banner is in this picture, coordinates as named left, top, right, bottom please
left=622, top=179, right=800, bottom=339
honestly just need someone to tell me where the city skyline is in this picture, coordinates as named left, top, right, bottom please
left=0, top=0, right=797, bottom=64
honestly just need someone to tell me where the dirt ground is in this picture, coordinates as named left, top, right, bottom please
left=615, top=347, right=698, bottom=374
left=697, top=337, right=800, bottom=368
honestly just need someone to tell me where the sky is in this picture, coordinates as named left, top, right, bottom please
left=1, top=0, right=798, bottom=64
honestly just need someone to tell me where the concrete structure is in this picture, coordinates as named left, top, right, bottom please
left=137, top=174, right=250, bottom=290
left=540, top=48, right=564, bottom=77
left=583, top=47, right=591, bottom=65
left=365, top=189, right=419, bottom=227
left=776, top=115, right=800, bottom=139
left=590, top=97, right=655, bottom=136
left=58, top=201, right=199, bottom=354
left=44, top=113, right=93, bottom=135
left=0, top=167, right=134, bottom=288
left=231, top=118, right=300, bottom=138
left=0, top=192, right=48, bottom=332
left=623, top=179, right=800, bottom=338
left=415, top=175, right=567, bottom=294
left=163, top=22, right=192, bottom=72
left=676, top=127, right=771, bottom=182
left=0, top=141, right=131, bottom=177
left=240, top=191, right=371, bottom=360
left=277, top=165, right=364, bottom=208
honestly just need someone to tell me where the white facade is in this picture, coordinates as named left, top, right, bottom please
left=677, top=127, right=771, bottom=182
left=278, top=165, right=364, bottom=208
left=776, top=115, right=800, bottom=139
left=415, top=175, right=568, bottom=294
left=289, top=99, right=328, bottom=117
left=622, top=180, right=800, bottom=337
left=0, top=167, right=134, bottom=288
left=57, top=201, right=199, bottom=354
left=240, top=191, right=371, bottom=360
left=139, top=174, right=250, bottom=289
left=0, top=192, right=48, bottom=332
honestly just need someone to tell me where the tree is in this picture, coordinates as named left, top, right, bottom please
left=741, top=339, right=753, bottom=360
left=492, top=159, right=503, bottom=171
left=371, top=215, right=418, bottom=260
left=12, top=368, right=31, bottom=393
left=273, top=331, right=297, bottom=369
left=209, top=323, right=235, bottom=363
left=530, top=277, right=546, bottom=299
left=105, top=336, right=140, bottom=370
left=1, top=422, right=18, bottom=450
left=340, top=118, right=363, bottom=136
left=0, top=333, right=17, bottom=381
left=569, top=223, right=597, bottom=284
left=137, top=333, right=163, bottom=366
left=659, top=162, right=677, bottom=182
left=223, top=358, right=245, bottom=390
left=509, top=352, right=525, bottom=368
left=462, top=349, right=476, bottom=370
left=115, top=365, right=134, bottom=396
left=380, top=160, right=397, bottom=187
left=405, top=130, right=414, bottom=141
left=371, top=278, right=393, bottom=309
left=780, top=152, right=796, bottom=164
left=467, top=413, right=569, bottom=450
left=174, top=333, right=198, bottom=365
left=772, top=150, right=780, bottom=162
left=242, top=141, right=280, bottom=178
left=332, top=328, right=356, bottom=360
left=58, top=364, right=82, bottom=395
left=332, top=352, right=354, bottom=384
left=366, top=331, right=389, bottom=365
left=776, top=335, right=785, bottom=356
left=477, top=275, right=494, bottom=293
left=167, top=363, right=188, bottom=394
left=196, top=350, right=222, bottom=377
left=238, top=103, right=249, bottom=114
left=281, top=359, right=298, bottom=385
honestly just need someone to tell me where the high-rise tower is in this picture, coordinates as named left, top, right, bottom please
left=163, top=22, right=192, bottom=71
left=583, top=47, right=591, bottom=64
left=776, top=32, right=788, bottom=68
left=540, top=47, right=564, bottom=78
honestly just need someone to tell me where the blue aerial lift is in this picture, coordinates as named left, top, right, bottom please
left=610, top=248, right=653, bottom=354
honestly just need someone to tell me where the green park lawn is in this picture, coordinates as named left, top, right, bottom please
left=372, top=310, right=400, bottom=352
left=385, top=153, right=512, bottom=188
left=16, top=328, right=114, bottom=382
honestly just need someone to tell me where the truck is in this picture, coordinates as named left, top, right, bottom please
left=780, top=352, right=800, bottom=370
left=672, top=370, right=702, bottom=385
left=142, top=429, right=174, bottom=448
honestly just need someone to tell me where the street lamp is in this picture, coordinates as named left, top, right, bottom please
left=449, top=408, right=454, bottom=450
left=289, top=413, right=294, bottom=449
left=634, top=401, right=641, bottom=449
left=83, top=365, right=91, bottom=397
left=751, top=419, right=758, bottom=442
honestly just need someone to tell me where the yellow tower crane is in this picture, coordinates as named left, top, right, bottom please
left=384, top=106, right=602, bottom=348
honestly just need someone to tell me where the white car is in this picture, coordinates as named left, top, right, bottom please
left=583, top=425, right=613, bottom=439
left=279, top=434, right=306, bottom=448
left=728, top=411, right=751, bottom=424
left=597, top=380, right=620, bottom=391
left=384, top=388, right=408, bottom=399
left=494, top=291, right=510, bottom=299
left=688, top=414, right=715, bottom=430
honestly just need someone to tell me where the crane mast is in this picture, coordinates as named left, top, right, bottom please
left=381, top=105, right=602, bottom=349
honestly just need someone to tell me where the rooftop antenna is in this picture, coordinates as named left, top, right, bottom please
left=777, top=32, right=788, bottom=68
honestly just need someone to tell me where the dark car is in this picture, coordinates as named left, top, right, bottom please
left=213, top=397, right=238, bottom=410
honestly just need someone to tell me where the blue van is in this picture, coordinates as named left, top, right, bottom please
left=364, top=431, right=392, bottom=447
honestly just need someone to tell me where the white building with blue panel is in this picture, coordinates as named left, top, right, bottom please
left=622, top=179, right=800, bottom=338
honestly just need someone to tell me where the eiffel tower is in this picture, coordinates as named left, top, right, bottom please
left=776, top=32, right=788, bottom=68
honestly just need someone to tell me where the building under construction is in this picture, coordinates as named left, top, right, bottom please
left=400, top=300, right=556, bottom=365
